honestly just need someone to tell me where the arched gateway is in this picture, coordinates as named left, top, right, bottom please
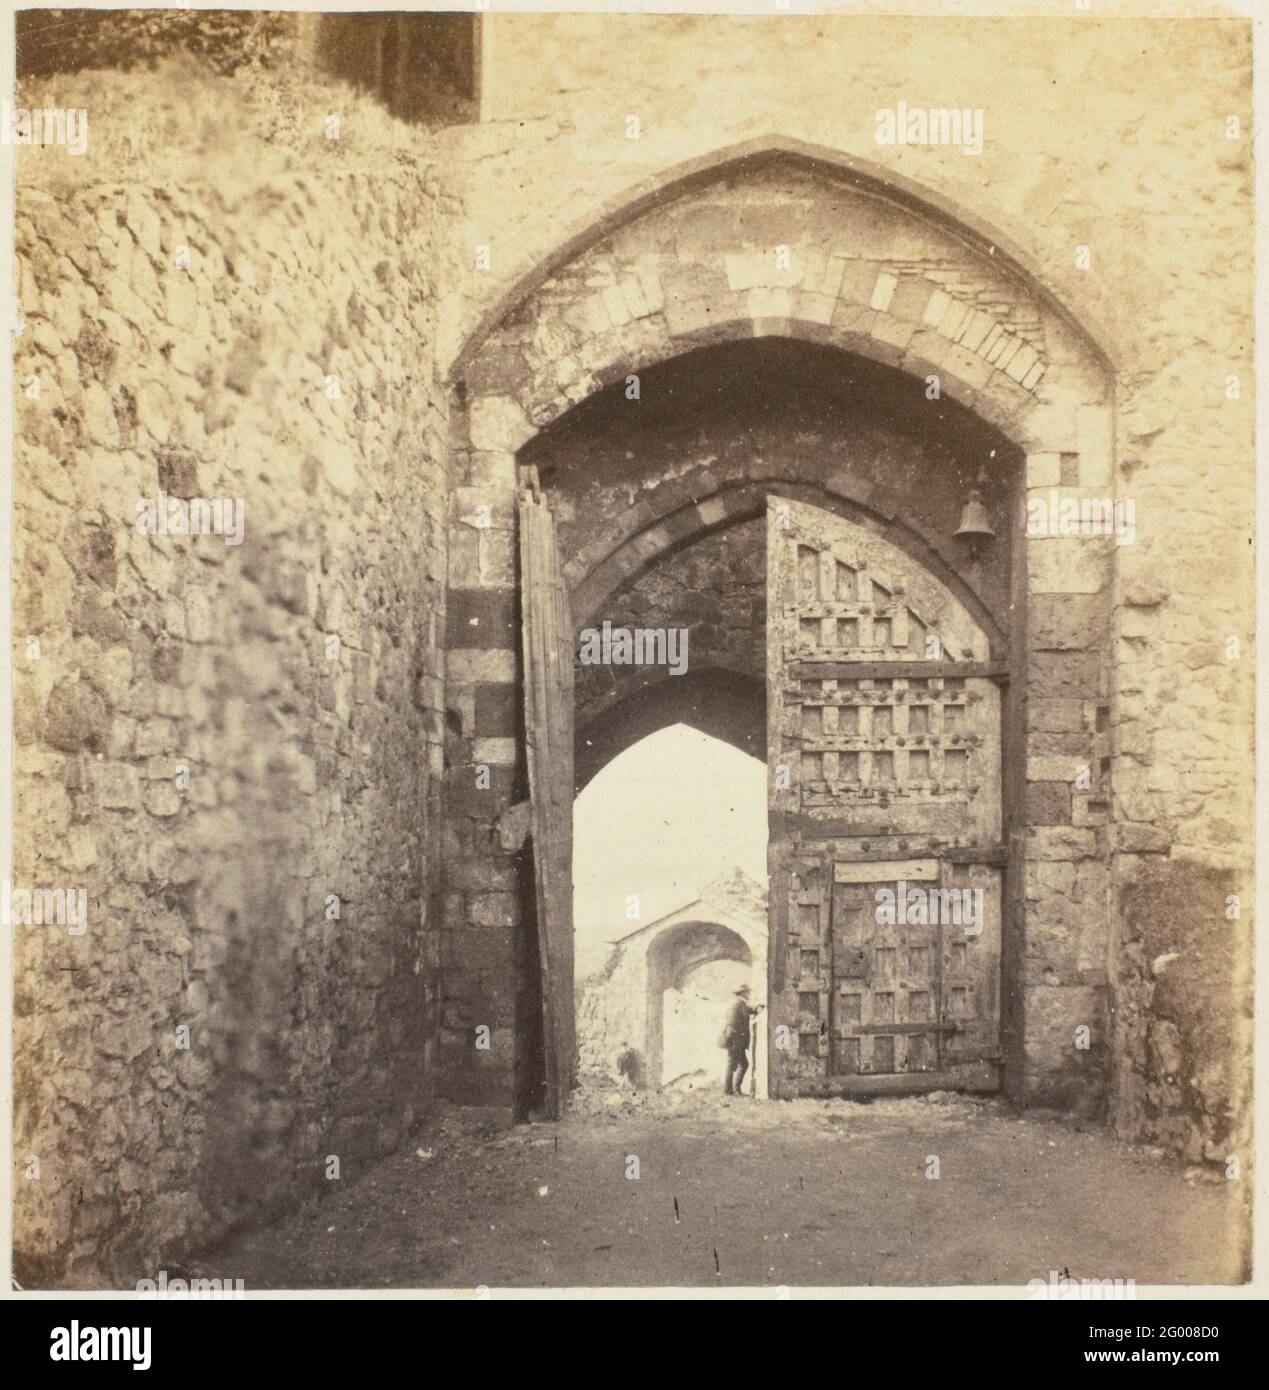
left=441, top=143, right=1113, bottom=1119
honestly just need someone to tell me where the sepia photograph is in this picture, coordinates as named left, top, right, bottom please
left=0, top=0, right=1262, bottom=1332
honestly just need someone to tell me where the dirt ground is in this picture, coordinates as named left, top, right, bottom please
left=197, top=1090, right=1248, bottom=1291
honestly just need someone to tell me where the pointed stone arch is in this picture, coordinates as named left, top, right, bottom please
left=575, top=667, right=766, bottom=794
left=450, top=135, right=1116, bottom=390
left=565, top=478, right=1006, bottom=657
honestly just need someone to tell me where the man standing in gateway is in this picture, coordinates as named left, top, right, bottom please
left=721, top=986, right=760, bottom=1097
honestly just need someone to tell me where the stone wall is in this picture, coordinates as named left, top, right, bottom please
left=11, top=64, right=448, bottom=1284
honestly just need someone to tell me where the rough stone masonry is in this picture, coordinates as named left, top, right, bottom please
left=8, top=9, right=1254, bottom=1286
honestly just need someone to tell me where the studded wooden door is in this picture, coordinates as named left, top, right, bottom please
left=766, top=497, right=1005, bottom=1097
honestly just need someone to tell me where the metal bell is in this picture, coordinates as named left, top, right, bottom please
left=954, top=488, right=995, bottom=539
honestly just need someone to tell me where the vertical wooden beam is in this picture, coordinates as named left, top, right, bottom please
left=518, top=488, right=576, bottom=1117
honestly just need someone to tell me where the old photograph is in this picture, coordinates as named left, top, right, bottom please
left=2, top=1, right=1259, bottom=1310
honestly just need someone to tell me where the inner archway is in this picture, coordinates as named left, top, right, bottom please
left=572, top=725, right=768, bottom=1095
left=651, top=923, right=755, bottom=1093
left=663, top=957, right=753, bottom=1091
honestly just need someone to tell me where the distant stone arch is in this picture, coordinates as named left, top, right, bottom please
left=576, top=888, right=768, bottom=1096
left=646, top=922, right=753, bottom=1091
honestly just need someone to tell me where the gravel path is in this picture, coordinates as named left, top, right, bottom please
left=196, top=1091, right=1247, bottom=1291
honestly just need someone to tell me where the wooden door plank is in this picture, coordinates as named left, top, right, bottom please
left=767, top=495, right=1004, bottom=1095
left=791, top=660, right=1009, bottom=682
left=519, top=489, right=576, bottom=1117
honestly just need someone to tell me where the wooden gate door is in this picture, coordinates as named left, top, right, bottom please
left=519, top=481, right=576, bottom=1117
left=766, top=497, right=1005, bottom=1097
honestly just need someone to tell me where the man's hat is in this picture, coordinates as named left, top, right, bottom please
left=735, top=985, right=751, bottom=997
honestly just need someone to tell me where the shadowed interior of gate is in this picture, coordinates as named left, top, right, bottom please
left=518, top=335, right=1021, bottom=1107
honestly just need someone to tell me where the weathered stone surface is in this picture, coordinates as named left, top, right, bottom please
left=1113, top=860, right=1250, bottom=1167
left=43, top=679, right=110, bottom=754
left=1022, top=984, right=1108, bottom=1118
left=1024, top=781, right=1072, bottom=827
left=13, top=99, right=449, bottom=1285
